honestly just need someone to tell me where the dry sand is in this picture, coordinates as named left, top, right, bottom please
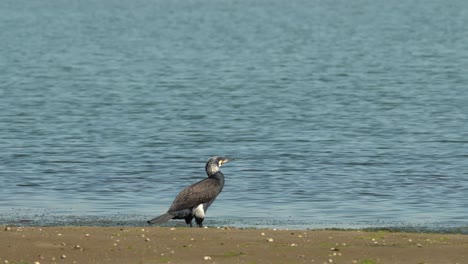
left=1, top=226, right=467, bottom=264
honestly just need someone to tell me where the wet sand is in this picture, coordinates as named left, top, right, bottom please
left=1, top=226, right=467, bottom=263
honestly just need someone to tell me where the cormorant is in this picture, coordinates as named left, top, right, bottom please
left=147, top=156, right=233, bottom=227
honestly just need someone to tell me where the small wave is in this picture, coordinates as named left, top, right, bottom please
left=16, top=183, right=41, bottom=187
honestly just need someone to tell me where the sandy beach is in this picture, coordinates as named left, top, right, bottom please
left=1, top=226, right=467, bottom=264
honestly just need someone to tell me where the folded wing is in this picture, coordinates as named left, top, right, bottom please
left=168, top=178, right=222, bottom=213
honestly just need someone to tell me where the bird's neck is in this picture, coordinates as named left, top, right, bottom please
left=209, top=171, right=225, bottom=184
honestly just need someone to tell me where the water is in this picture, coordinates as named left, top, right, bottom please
left=1, top=0, right=468, bottom=232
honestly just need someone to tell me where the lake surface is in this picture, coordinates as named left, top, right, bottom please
left=1, top=0, right=468, bottom=232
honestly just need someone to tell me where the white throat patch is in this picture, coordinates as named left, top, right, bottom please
left=192, top=204, right=205, bottom=219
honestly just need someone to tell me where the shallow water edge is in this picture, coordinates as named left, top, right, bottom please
left=1, top=211, right=467, bottom=235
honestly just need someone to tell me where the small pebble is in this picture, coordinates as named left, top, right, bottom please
left=60, top=254, right=66, bottom=259
left=3, top=261, right=8, bottom=264
left=141, top=228, right=145, bottom=232
left=204, top=256, right=212, bottom=260
left=74, top=245, right=81, bottom=250
left=57, top=233, right=62, bottom=236
left=408, top=239, right=412, bottom=242
left=260, top=232, right=265, bottom=236
left=145, top=238, right=150, bottom=242
left=417, top=243, right=423, bottom=248
left=170, top=228, right=176, bottom=231
left=328, top=259, right=333, bottom=263
left=290, top=243, right=297, bottom=247
left=113, top=243, right=118, bottom=246
left=267, top=238, right=274, bottom=242
left=85, top=234, right=90, bottom=237
left=34, top=262, right=40, bottom=264
left=4, top=227, right=11, bottom=231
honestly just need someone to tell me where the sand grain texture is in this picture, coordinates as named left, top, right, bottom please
left=1, top=226, right=467, bottom=263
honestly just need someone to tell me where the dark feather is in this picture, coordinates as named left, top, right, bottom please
left=168, top=177, right=222, bottom=213
left=147, top=213, right=174, bottom=224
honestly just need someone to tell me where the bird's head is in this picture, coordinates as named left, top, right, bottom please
left=205, top=156, right=234, bottom=176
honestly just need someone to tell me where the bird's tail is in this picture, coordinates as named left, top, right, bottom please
left=147, top=213, right=174, bottom=225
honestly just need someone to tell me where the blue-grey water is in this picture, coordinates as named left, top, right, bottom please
left=1, top=0, right=468, bottom=232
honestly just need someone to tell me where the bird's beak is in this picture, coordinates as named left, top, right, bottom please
left=220, top=157, right=234, bottom=165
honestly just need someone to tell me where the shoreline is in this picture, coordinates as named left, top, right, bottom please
left=2, top=221, right=468, bottom=235
left=2, top=213, right=467, bottom=235
left=2, top=226, right=467, bottom=263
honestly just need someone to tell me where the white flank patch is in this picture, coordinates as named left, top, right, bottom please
left=192, top=204, right=205, bottom=218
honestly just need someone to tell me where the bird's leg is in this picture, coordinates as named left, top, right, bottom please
left=195, top=217, right=204, bottom=228
left=185, top=215, right=194, bottom=227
